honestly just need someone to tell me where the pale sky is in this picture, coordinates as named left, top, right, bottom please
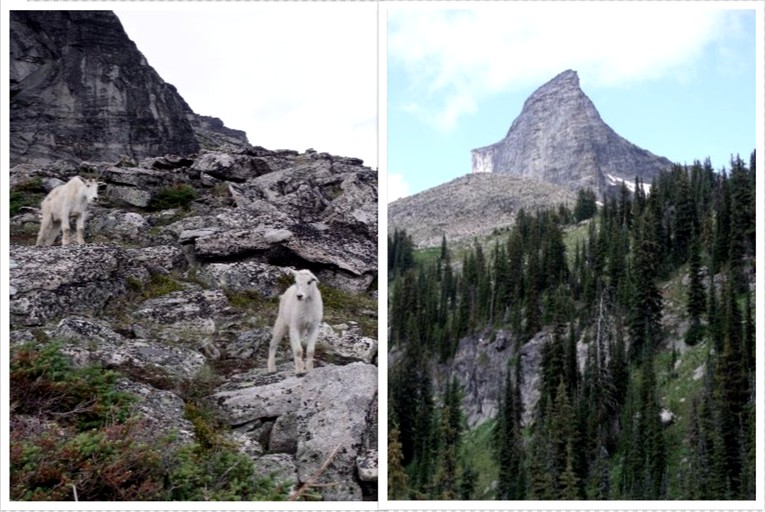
left=116, top=5, right=378, bottom=169
left=388, top=3, right=760, bottom=201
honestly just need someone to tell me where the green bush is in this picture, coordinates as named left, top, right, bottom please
left=10, top=178, right=45, bottom=216
left=684, top=322, right=706, bottom=347
left=11, top=421, right=167, bottom=501
left=168, top=445, right=287, bottom=501
left=149, top=184, right=198, bottom=211
left=10, top=343, right=289, bottom=501
left=10, top=342, right=135, bottom=431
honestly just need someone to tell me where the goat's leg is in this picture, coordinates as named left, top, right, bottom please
left=75, top=212, right=86, bottom=245
left=36, top=216, right=51, bottom=246
left=41, top=219, right=61, bottom=246
left=60, top=209, right=72, bottom=246
left=289, top=325, right=305, bottom=375
left=304, top=324, right=320, bottom=372
left=268, top=319, right=287, bottom=373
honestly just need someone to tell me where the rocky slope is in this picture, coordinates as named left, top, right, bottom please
left=471, top=70, right=673, bottom=197
left=9, top=11, right=246, bottom=166
left=388, top=173, right=574, bottom=248
left=9, top=9, right=377, bottom=502
left=10, top=147, right=378, bottom=501
left=10, top=148, right=378, bottom=500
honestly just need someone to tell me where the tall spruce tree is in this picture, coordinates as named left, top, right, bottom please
left=628, top=208, right=663, bottom=360
left=496, top=356, right=526, bottom=499
left=685, top=232, right=706, bottom=345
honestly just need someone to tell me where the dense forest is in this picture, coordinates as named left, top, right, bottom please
left=388, top=152, right=756, bottom=500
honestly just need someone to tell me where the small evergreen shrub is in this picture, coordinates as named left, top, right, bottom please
left=10, top=178, right=45, bottom=216
left=10, top=343, right=289, bottom=501
left=10, top=342, right=135, bottom=431
left=149, top=184, right=198, bottom=211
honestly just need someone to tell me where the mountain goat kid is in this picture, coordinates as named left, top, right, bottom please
left=36, top=176, right=99, bottom=247
left=267, top=269, right=323, bottom=375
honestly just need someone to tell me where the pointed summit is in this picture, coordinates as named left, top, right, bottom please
left=472, top=70, right=671, bottom=197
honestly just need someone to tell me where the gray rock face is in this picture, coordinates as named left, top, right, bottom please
left=53, top=316, right=207, bottom=381
left=9, top=244, right=133, bottom=326
left=434, top=328, right=548, bottom=429
left=115, top=379, right=196, bottom=445
left=293, top=363, right=377, bottom=501
left=389, top=173, right=575, bottom=248
left=9, top=11, right=247, bottom=166
left=472, top=70, right=672, bottom=198
left=207, top=362, right=377, bottom=501
left=193, top=261, right=288, bottom=297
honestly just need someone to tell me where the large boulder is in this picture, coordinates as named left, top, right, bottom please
left=9, top=244, right=137, bottom=326
left=190, top=151, right=272, bottom=182
left=293, top=362, right=377, bottom=501
left=207, top=362, right=377, bottom=501
left=51, top=316, right=207, bottom=381
left=192, top=261, right=288, bottom=296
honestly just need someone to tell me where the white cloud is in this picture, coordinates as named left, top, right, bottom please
left=387, top=172, right=411, bottom=202
left=116, top=5, right=377, bottom=167
left=388, top=4, right=744, bottom=131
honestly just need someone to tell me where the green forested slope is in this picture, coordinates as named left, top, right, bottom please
left=388, top=153, right=756, bottom=500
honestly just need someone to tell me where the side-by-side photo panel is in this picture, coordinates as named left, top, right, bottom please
left=387, top=3, right=758, bottom=502
left=6, top=6, right=378, bottom=504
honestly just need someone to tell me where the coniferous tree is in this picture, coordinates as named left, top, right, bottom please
left=628, top=209, right=663, bottom=360
left=433, top=378, right=464, bottom=499
left=673, top=166, right=696, bottom=265
left=685, top=232, right=706, bottom=345
left=574, top=188, right=598, bottom=222
left=559, top=442, right=580, bottom=499
left=458, top=462, right=478, bottom=500
left=388, top=420, right=410, bottom=499
left=496, top=356, right=525, bottom=499
left=524, top=240, right=542, bottom=340
left=528, top=415, right=556, bottom=500
left=712, top=277, right=748, bottom=496
left=640, top=356, right=666, bottom=499
left=728, top=154, right=754, bottom=291
left=711, top=172, right=731, bottom=274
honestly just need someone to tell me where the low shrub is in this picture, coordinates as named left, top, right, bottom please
left=149, top=184, right=198, bottom=211
left=10, top=178, right=45, bottom=216
left=9, top=343, right=289, bottom=501
left=10, top=342, right=135, bottom=431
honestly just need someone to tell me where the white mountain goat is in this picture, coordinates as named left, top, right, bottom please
left=36, top=176, right=99, bottom=246
left=267, top=269, right=323, bottom=375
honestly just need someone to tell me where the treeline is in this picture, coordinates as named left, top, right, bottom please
left=388, top=152, right=756, bottom=500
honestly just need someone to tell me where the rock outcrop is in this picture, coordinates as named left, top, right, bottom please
left=471, top=70, right=672, bottom=198
left=209, top=362, right=377, bottom=501
left=429, top=329, right=548, bottom=429
left=9, top=11, right=247, bottom=166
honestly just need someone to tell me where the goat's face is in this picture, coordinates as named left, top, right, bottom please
left=292, top=269, right=319, bottom=301
left=83, top=179, right=99, bottom=204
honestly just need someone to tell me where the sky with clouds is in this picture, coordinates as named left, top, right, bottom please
left=387, top=3, right=759, bottom=202
left=116, top=5, right=377, bottom=169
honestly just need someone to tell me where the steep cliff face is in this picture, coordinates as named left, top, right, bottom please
left=432, top=329, right=548, bottom=429
left=471, top=70, right=672, bottom=197
left=9, top=11, right=247, bottom=166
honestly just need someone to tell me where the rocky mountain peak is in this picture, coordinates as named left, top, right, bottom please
left=10, top=11, right=248, bottom=166
left=472, top=69, right=672, bottom=197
